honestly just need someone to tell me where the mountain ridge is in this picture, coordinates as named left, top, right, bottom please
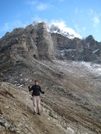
left=0, top=22, right=101, bottom=134
left=0, top=22, right=101, bottom=63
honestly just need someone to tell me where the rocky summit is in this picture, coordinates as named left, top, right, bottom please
left=0, top=22, right=101, bottom=134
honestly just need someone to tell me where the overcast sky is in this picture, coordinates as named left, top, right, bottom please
left=0, top=0, right=101, bottom=41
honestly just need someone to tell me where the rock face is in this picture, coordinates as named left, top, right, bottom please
left=0, top=22, right=101, bottom=63
left=0, top=22, right=54, bottom=61
left=51, top=34, right=101, bottom=62
left=0, top=22, right=101, bottom=134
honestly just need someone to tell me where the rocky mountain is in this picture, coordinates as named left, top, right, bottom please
left=47, top=23, right=78, bottom=39
left=0, top=22, right=101, bottom=63
left=51, top=34, right=101, bottom=62
left=0, top=22, right=101, bottom=134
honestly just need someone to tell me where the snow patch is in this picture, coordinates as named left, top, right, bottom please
left=54, top=60, right=101, bottom=77
left=60, top=49, right=76, bottom=56
left=18, top=84, right=23, bottom=88
left=31, top=21, right=82, bottom=40
left=76, top=61, right=101, bottom=76
left=24, top=78, right=29, bottom=81
left=67, top=127, right=74, bottom=133
left=47, top=21, right=82, bottom=39
left=92, top=49, right=99, bottom=53
left=29, top=80, right=32, bottom=82
left=87, top=42, right=90, bottom=48
left=70, top=61, right=101, bottom=76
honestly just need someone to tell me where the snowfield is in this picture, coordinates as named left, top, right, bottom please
left=54, top=60, right=101, bottom=78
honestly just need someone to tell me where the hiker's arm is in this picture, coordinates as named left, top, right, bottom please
left=28, top=86, right=32, bottom=92
left=39, top=86, right=44, bottom=94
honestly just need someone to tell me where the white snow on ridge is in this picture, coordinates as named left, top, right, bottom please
left=46, top=21, right=82, bottom=39
left=54, top=60, right=101, bottom=77
left=60, top=49, right=76, bottom=56
left=92, top=49, right=99, bottom=53
left=72, top=61, right=101, bottom=76
left=87, top=43, right=90, bottom=48
left=32, top=21, right=82, bottom=39
left=67, top=127, right=74, bottom=133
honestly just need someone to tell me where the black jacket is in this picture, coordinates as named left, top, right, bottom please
left=29, top=85, right=44, bottom=96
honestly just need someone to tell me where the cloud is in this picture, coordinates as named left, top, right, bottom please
left=75, top=8, right=78, bottom=14
left=26, top=0, right=37, bottom=5
left=0, top=23, right=9, bottom=34
left=75, top=8, right=84, bottom=14
left=27, top=0, right=52, bottom=11
left=93, top=16, right=100, bottom=27
left=12, top=20, right=28, bottom=28
left=3, top=23, right=9, bottom=31
left=88, top=9, right=94, bottom=16
left=87, top=9, right=100, bottom=28
left=50, top=20, right=82, bottom=38
left=36, top=3, right=49, bottom=11
left=82, top=27, right=86, bottom=31
left=0, top=19, right=82, bottom=39
left=0, top=20, right=28, bottom=35
left=75, top=25, right=86, bottom=33
left=75, top=24, right=80, bottom=33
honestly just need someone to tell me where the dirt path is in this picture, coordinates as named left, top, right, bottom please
left=0, top=82, right=68, bottom=134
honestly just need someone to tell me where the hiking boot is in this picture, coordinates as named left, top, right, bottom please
left=33, top=111, right=36, bottom=115
left=37, top=112, right=41, bottom=115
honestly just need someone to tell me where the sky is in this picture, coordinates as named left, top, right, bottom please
left=0, top=0, right=101, bottom=41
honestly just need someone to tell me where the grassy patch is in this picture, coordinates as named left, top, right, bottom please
left=80, top=105, right=91, bottom=111
left=89, top=114, right=91, bottom=116
left=0, top=91, right=15, bottom=98
left=49, top=111, right=57, bottom=120
left=0, top=108, right=3, bottom=114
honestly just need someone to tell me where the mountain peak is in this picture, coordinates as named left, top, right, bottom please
left=47, top=22, right=82, bottom=39
left=85, top=35, right=95, bottom=42
left=31, top=21, right=82, bottom=40
left=0, top=22, right=101, bottom=63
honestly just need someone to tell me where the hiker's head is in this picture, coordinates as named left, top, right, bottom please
left=35, top=80, right=39, bottom=85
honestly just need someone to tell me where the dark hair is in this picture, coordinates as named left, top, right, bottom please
left=35, top=80, right=38, bottom=83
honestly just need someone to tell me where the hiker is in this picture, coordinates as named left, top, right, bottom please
left=28, top=80, right=44, bottom=115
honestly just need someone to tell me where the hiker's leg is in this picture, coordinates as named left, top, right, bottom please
left=33, top=96, right=37, bottom=113
left=37, top=96, right=41, bottom=114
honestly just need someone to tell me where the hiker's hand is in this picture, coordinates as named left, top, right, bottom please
left=29, top=92, right=32, bottom=96
left=28, top=86, right=30, bottom=89
left=42, top=91, right=45, bottom=94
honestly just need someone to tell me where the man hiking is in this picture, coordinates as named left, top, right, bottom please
left=28, top=80, right=44, bottom=115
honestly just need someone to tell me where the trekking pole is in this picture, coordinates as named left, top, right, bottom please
left=25, top=96, right=28, bottom=110
left=25, top=86, right=31, bottom=110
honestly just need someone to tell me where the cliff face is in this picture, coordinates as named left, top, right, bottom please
left=0, top=22, right=54, bottom=61
left=51, top=33, right=101, bottom=62
left=0, top=22, right=101, bottom=134
left=0, top=22, right=101, bottom=63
